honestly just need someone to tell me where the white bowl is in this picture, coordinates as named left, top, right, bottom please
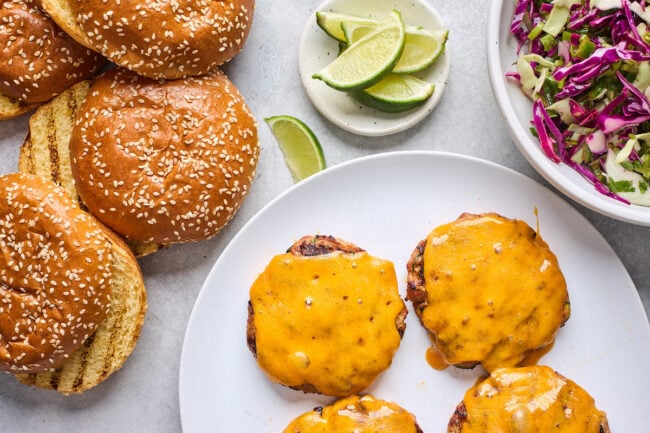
left=299, top=0, right=450, bottom=136
left=486, top=0, right=650, bottom=226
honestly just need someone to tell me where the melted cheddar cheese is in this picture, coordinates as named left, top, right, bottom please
left=250, top=251, right=404, bottom=397
left=420, top=213, right=569, bottom=371
left=458, top=366, right=607, bottom=433
left=282, top=395, right=419, bottom=433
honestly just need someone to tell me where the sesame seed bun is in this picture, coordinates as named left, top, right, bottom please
left=16, top=217, right=147, bottom=394
left=0, top=172, right=112, bottom=373
left=69, top=68, right=259, bottom=245
left=41, top=0, right=254, bottom=79
left=0, top=0, right=104, bottom=112
left=18, top=79, right=162, bottom=257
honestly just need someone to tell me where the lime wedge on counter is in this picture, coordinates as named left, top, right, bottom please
left=342, top=22, right=449, bottom=74
left=353, top=74, right=435, bottom=113
left=316, top=11, right=378, bottom=42
left=312, top=10, right=406, bottom=91
left=264, top=115, right=325, bottom=182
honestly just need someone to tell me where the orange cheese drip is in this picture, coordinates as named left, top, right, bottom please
left=420, top=214, right=569, bottom=371
left=250, top=251, right=404, bottom=397
left=282, top=395, right=419, bottom=433
left=460, top=366, right=607, bottom=433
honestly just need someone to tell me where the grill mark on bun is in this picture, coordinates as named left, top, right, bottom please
left=71, top=333, right=94, bottom=389
left=48, top=368, right=61, bottom=391
left=45, top=108, right=60, bottom=184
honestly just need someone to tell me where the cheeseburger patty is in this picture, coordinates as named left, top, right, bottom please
left=247, top=235, right=406, bottom=397
left=406, top=213, right=570, bottom=372
left=448, top=366, right=610, bottom=433
left=283, top=395, right=423, bottom=433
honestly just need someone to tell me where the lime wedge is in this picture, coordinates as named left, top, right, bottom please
left=316, top=11, right=378, bottom=42
left=393, top=28, right=448, bottom=74
left=264, top=115, right=326, bottom=182
left=343, top=22, right=449, bottom=74
left=353, top=73, right=435, bottom=113
left=341, top=21, right=376, bottom=44
left=312, top=10, right=406, bottom=91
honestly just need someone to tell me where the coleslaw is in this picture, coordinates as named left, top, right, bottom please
left=509, top=0, right=650, bottom=205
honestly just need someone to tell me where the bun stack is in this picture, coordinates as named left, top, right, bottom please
left=3, top=0, right=258, bottom=394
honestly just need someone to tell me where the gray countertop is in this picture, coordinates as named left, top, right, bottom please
left=0, top=1, right=648, bottom=432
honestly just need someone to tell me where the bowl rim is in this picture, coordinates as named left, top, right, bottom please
left=486, top=0, right=650, bottom=226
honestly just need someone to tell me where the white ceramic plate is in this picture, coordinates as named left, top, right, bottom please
left=298, top=0, right=450, bottom=136
left=179, top=151, right=650, bottom=433
left=487, top=0, right=650, bottom=226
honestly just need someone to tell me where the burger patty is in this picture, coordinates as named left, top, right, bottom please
left=447, top=366, right=611, bottom=433
left=406, top=238, right=427, bottom=316
left=405, top=212, right=571, bottom=371
left=247, top=235, right=407, bottom=356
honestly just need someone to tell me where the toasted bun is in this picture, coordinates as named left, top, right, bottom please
left=0, top=93, right=37, bottom=120
left=42, top=0, right=254, bottom=79
left=18, top=79, right=162, bottom=257
left=17, top=222, right=147, bottom=394
left=0, top=172, right=112, bottom=373
left=0, top=0, right=104, bottom=107
left=447, top=366, right=610, bottom=433
left=69, top=68, right=259, bottom=245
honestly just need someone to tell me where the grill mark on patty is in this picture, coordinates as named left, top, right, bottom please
left=287, top=235, right=365, bottom=256
left=447, top=402, right=468, bottom=433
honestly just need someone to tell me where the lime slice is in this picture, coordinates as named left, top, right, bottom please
left=316, top=11, right=379, bottom=42
left=343, top=22, right=449, bottom=74
left=264, top=115, right=326, bottom=182
left=312, top=10, right=406, bottom=91
left=353, top=73, right=435, bottom=113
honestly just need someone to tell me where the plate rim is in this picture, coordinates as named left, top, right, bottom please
left=298, top=0, right=451, bottom=137
left=486, top=0, right=650, bottom=226
left=178, top=149, right=650, bottom=432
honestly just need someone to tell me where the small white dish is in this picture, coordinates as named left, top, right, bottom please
left=298, top=0, right=450, bottom=136
left=487, top=0, right=650, bottom=226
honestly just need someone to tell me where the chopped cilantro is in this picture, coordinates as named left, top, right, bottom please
left=608, top=179, right=636, bottom=193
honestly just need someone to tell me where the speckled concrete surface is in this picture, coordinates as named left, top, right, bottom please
left=0, top=1, right=648, bottom=432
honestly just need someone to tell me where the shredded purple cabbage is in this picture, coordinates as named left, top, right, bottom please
left=509, top=0, right=650, bottom=204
